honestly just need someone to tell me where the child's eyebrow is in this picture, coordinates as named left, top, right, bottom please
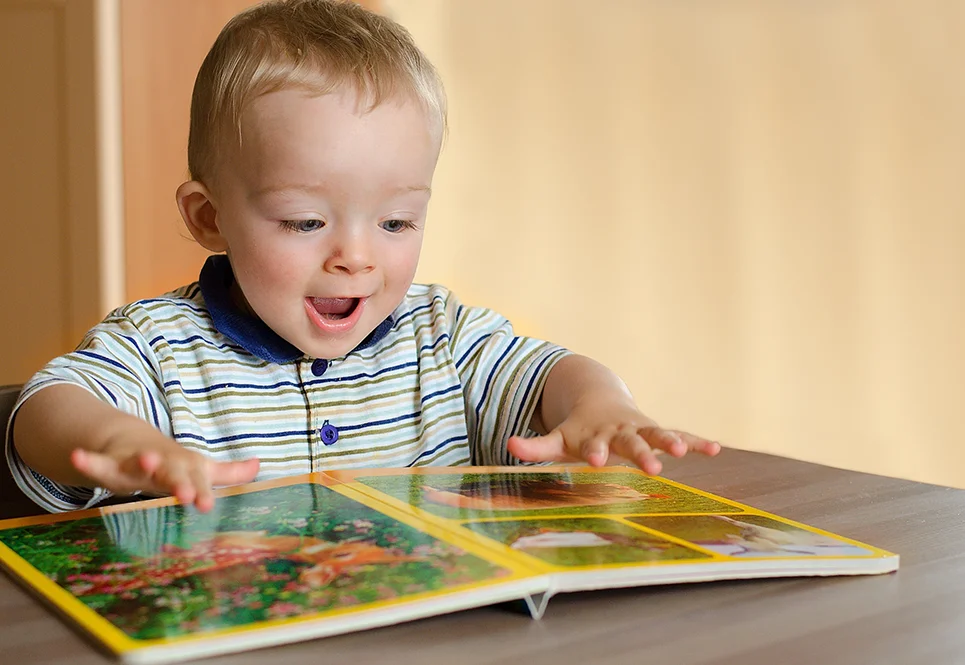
left=377, top=184, right=434, bottom=197
left=254, top=184, right=432, bottom=197
left=404, top=185, right=432, bottom=195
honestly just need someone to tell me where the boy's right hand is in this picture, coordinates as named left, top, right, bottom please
left=70, top=439, right=259, bottom=513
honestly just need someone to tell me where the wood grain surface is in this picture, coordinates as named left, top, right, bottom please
left=1, top=447, right=962, bottom=665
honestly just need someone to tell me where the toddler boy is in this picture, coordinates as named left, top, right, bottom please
left=6, top=0, right=719, bottom=513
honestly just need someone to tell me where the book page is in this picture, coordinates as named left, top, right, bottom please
left=325, top=466, right=898, bottom=578
left=0, top=473, right=542, bottom=663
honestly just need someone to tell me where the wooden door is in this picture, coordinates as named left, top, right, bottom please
left=0, top=0, right=120, bottom=384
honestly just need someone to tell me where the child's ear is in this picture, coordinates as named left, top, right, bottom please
left=176, top=180, right=228, bottom=252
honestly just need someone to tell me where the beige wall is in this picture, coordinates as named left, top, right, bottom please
left=2, top=0, right=961, bottom=488
left=387, top=0, right=965, bottom=488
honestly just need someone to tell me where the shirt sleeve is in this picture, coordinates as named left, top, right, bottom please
left=4, top=310, right=171, bottom=512
left=446, top=291, right=571, bottom=466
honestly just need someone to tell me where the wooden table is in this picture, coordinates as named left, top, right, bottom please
left=1, top=448, right=963, bottom=664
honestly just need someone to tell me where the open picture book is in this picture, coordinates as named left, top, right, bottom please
left=0, top=465, right=898, bottom=664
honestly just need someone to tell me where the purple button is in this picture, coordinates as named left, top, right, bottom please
left=320, top=420, right=339, bottom=445
left=311, top=359, right=328, bottom=376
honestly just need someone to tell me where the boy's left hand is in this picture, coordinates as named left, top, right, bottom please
left=506, top=396, right=720, bottom=475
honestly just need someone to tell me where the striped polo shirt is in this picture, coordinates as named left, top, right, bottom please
left=5, top=256, right=569, bottom=512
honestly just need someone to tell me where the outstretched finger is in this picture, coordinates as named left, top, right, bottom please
left=137, top=450, right=163, bottom=476
left=192, top=473, right=215, bottom=513
left=579, top=435, right=610, bottom=467
left=610, top=432, right=663, bottom=475
left=676, top=431, right=722, bottom=456
left=209, top=458, right=261, bottom=488
left=71, top=449, right=141, bottom=494
left=149, top=461, right=199, bottom=508
left=172, top=472, right=199, bottom=509
left=506, top=430, right=568, bottom=463
left=638, top=427, right=687, bottom=457
left=183, top=462, right=216, bottom=512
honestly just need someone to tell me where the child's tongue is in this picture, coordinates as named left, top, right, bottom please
left=311, top=297, right=356, bottom=319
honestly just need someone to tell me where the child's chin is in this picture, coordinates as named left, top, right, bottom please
left=302, top=339, right=358, bottom=359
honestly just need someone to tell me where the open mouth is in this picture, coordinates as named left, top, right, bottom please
left=305, top=296, right=367, bottom=335
left=309, top=297, right=361, bottom=321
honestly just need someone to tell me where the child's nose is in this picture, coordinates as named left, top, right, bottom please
left=324, top=228, right=374, bottom=275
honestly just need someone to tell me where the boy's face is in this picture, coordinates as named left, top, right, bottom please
left=207, top=87, right=440, bottom=360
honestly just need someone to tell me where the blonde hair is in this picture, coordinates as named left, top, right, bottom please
left=187, top=0, right=447, bottom=182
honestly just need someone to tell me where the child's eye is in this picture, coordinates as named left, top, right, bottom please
left=381, top=219, right=415, bottom=233
left=280, top=219, right=324, bottom=233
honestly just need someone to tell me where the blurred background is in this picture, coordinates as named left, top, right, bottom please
left=1, top=0, right=963, bottom=487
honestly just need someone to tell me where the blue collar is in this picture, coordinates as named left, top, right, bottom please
left=198, top=255, right=394, bottom=364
